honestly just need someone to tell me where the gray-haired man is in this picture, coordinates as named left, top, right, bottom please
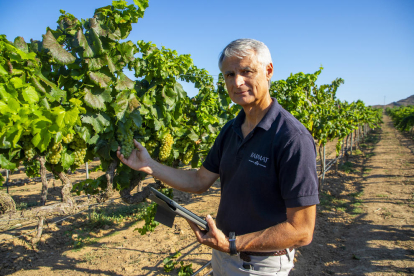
left=118, top=38, right=319, bottom=275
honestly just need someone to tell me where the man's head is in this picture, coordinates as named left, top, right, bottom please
left=218, top=39, right=274, bottom=108
left=218, top=39, right=272, bottom=74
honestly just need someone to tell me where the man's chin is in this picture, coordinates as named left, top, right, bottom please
left=231, top=95, right=254, bottom=106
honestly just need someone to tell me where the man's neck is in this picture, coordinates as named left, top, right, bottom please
left=241, top=96, right=273, bottom=136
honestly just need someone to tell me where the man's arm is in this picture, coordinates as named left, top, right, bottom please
left=117, top=139, right=219, bottom=194
left=187, top=205, right=316, bottom=253
left=236, top=205, right=316, bottom=251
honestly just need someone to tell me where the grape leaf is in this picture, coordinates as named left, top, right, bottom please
left=22, top=86, right=39, bottom=104
left=74, top=29, right=94, bottom=58
left=32, top=128, right=52, bottom=152
left=61, top=150, right=75, bottom=169
left=42, top=30, right=76, bottom=65
left=13, top=37, right=28, bottom=53
left=0, top=64, right=8, bottom=76
left=81, top=112, right=111, bottom=133
left=84, top=87, right=112, bottom=110
left=115, top=72, right=134, bottom=91
left=0, top=154, right=16, bottom=170
left=88, top=71, right=112, bottom=88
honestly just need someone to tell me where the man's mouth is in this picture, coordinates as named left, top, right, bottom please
left=235, top=91, right=249, bottom=95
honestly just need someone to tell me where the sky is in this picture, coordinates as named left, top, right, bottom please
left=1, top=0, right=413, bottom=106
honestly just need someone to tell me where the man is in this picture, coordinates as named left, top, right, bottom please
left=117, top=38, right=319, bottom=275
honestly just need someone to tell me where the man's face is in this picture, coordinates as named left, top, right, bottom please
left=221, top=52, right=273, bottom=108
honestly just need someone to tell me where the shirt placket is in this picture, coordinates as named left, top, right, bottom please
left=235, top=129, right=255, bottom=160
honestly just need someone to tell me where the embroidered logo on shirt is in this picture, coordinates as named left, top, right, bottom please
left=248, top=152, right=269, bottom=168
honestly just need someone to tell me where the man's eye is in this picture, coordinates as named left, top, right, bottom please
left=226, top=73, right=234, bottom=77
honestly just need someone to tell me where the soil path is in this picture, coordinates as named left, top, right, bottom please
left=293, top=115, right=414, bottom=275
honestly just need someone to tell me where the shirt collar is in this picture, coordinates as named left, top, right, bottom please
left=232, top=98, right=280, bottom=131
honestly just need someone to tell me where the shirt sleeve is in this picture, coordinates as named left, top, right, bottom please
left=277, top=133, right=320, bottom=208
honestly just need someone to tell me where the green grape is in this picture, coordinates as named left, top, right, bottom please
left=159, top=133, right=173, bottom=161
left=118, top=128, right=135, bottom=158
left=73, top=148, right=87, bottom=166
left=21, top=135, right=37, bottom=160
left=146, top=140, right=159, bottom=157
left=131, top=123, right=139, bottom=132
left=48, top=142, right=63, bottom=164
left=138, top=128, right=146, bottom=136
left=24, top=160, right=41, bottom=178
left=182, top=149, right=194, bottom=165
left=69, top=135, right=87, bottom=166
left=62, top=133, right=74, bottom=144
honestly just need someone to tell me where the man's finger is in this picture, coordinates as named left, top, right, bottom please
left=205, top=215, right=217, bottom=232
left=117, top=151, right=126, bottom=163
left=133, top=139, right=144, bottom=150
left=186, top=219, right=205, bottom=242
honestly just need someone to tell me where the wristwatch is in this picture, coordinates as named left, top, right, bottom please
left=229, top=232, right=237, bottom=255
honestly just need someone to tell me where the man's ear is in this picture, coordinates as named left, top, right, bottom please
left=266, top=63, right=274, bottom=80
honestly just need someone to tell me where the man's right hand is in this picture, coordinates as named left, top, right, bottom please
left=117, top=139, right=155, bottom=175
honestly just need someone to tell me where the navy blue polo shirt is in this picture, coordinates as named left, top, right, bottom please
left=203, top=98, right=319, bottom=236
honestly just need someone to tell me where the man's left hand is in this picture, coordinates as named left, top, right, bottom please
left=186, top=215, right=230, bottom=253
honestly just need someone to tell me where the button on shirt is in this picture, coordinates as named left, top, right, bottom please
left=203, top=98, right=319, bottom=236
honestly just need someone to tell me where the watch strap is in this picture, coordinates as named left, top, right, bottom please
left=229, top=232, right=237, bottom=255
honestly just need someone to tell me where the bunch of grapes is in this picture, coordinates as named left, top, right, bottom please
left=48, top=142, right=62, bottom=164
left=138, top=128, right=146, bottom=136
left=21, top=135, right=36, bottom=160
left=159, top=133, right=174, bottom=161
left=146, top=140, right=159, bottom=157
left=24, top=160, right=40, bottom=178
left=62, top=133, right=74, bottom=144
left=182, top=148, right=194, bottom=165
left=70, top=135, right=87, bottom=166
left=118, top=128, right=135, bottom=159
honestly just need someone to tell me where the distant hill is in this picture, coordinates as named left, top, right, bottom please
left=371, top=94, right=414, bottom=109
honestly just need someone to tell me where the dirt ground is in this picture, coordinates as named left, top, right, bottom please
left=1, top=114, right=413, bottom=276
left=292, top=115, right=414, bottom=275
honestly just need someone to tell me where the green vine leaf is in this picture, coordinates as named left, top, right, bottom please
left=13, top=37, right=29, bottom=53
left=74, top=30, right=94, bottom=58
left=85, top=57, right=107, bottom=71
left=22, top=86, right=39, bottom=104
left=61, top=150, right=75, bottom=169
left=84, top=87, right=112, bottom=110
left=42, top=30, right=76, bottom=65
left=88, top=71, right=112, bottom=88
left=0, top=154, right=16, bottom=170
left=115, top=72, right=134, bottom=91
left=81, top=112, right=111, bottom=133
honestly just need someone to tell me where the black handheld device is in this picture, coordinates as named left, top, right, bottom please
left=148, top=187, right=209, bottom=231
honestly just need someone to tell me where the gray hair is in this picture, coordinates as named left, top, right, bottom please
left=218, top=39, right=272, bottom=72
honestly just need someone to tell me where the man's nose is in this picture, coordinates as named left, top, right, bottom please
left=235, top=74, right=244, bottom=87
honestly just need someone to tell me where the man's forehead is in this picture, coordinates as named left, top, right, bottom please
left=221, top=54, right=259, bottom=70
